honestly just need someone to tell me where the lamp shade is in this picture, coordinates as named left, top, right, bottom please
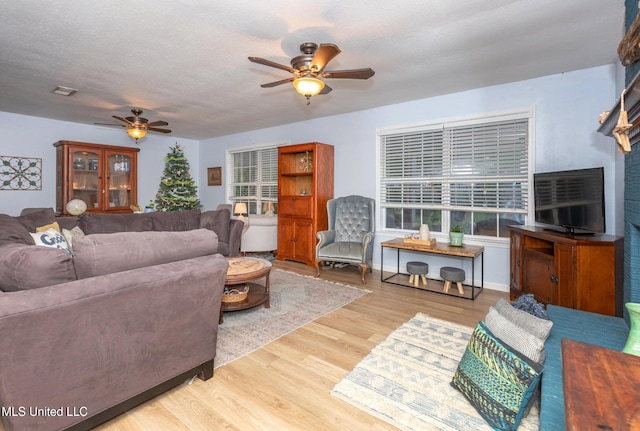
left=66, top=198, right=87, bottom=215
left=233, top=203, right=248, bottom=215
left=292, top=77, right=325, bottom=97
left=126, top=127, right=147, bottom=140
left=234, top=202, right=248, bottom=222
left=263, top=202, right=275, bottom=216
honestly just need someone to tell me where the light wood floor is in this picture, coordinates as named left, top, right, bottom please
left=89, top=261, right=507, bottom=430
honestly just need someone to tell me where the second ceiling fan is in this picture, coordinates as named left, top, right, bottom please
left=95, top=109, right=171, bottom=143
left=249, top=42, right=375, bottom=104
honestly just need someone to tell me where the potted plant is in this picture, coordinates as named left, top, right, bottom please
left=449, top=225, right=464, bottom=246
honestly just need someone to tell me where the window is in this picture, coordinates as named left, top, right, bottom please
left=377, top=109, right=532, bottom=240
left=226, top=145, right=279, bottom=214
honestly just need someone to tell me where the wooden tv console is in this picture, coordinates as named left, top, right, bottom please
left=508, top=225, right=623, bottom=317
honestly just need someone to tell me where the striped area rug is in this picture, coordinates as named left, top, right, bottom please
left=331, top=313, right=540, bottom=431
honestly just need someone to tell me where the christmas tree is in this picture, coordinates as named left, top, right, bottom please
left=154, top=144, right=201, bottom=212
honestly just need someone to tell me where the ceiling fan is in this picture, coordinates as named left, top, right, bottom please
left=95, top=109, right=171, bottom=143
left=249, top=42, right=375, bottom=105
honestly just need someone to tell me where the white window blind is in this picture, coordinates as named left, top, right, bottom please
left=378, top=112, right=531, bottom=237
left=226, top=146, right=278, bottom=214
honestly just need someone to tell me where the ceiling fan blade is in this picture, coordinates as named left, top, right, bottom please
left=309, top=44, right=341, bottom=72
left=321, top=68, right=375, bottom=80
left=112, top=115, right=134, bottom=125
left=148, top=127, right=172, bottom=134
left=95, top=122, right=126, bottom=128
left=147, top=120, right=168, bottom=127
left=261, top=77, right=295, bottom=88
left=249, top=56, right=297, bottom=74
left=319, top=84, right=333, bottom=95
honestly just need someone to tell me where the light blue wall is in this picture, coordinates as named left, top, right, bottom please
left=0, top=64, right=622, bottom=292
left=0, top=113, right=199, bottom=216
left=200, top=64, right=623, bottom=291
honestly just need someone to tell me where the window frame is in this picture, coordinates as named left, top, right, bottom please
left=225, top=142, right=283, bottom=215
left=375, top=108, right=535, bottom=247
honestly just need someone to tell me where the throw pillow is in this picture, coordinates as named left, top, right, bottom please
left=0, top=214, right=33, bottom=246
left=36, top=221, right=61, bottom=233
left=484, top=306, right=546, bottom=363
left=62, top=226, right=85, bottom=251
left=451, top=321, right=543, bottom=431
left=495, top=298, right=553, bottom=341
left=511, top=293, right=549, bottom=319
left=29, top=228, right=72, bottom=255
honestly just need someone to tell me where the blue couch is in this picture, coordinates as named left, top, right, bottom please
left=540, top=305, right=629, bottom=430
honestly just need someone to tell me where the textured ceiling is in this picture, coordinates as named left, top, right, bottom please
left=0, top=0, right=626, bottom=140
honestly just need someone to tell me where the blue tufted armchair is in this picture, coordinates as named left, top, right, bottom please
left=315, top=195, right=375, bottom=284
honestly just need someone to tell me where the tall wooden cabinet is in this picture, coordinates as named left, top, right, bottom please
left=509, top=225, right=623, bottom=317
left=54, top=141, right=139, bottom=215
left=277, top=142, right=334, bottom=266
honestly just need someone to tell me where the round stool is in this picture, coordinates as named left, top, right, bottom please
left=407, top=261, right=429, bottom=288
left=440, top=267, right=465, bottom=294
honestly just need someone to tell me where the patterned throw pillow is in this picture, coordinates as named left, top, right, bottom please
left=451, top=321, right=543, bottom=431
left=30, top=228, right=72, bottom=255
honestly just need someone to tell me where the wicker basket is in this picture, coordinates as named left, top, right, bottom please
left=222, top=284, right=249, bottom=303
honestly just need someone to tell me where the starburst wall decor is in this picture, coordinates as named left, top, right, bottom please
left=0, top=155, right=42, bottom=190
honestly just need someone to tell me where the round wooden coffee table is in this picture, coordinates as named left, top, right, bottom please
left=219, top=257, right=271, bottom=323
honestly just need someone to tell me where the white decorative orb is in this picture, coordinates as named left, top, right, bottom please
left=66, top=199, right=87, bottom=215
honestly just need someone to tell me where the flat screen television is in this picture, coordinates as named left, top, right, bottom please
left=533, top=167, right=605, bottom=234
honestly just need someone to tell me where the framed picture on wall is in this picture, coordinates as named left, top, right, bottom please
left=208, top=167, right=222, bottom=186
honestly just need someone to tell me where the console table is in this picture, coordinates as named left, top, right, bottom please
left=380, top=238, right=484, bottom=300
left=562, top=339, right=640, bottom=430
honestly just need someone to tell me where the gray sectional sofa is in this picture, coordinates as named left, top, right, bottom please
left=0, top=208, right=242, bottom=431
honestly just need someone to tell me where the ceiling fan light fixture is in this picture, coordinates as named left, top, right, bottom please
left=292, top=76, right=325, bottom=98
left=126, top=127, right=147, bottom=141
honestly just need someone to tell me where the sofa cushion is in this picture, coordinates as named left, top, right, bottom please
left=0, top=208, right=56, bottom=246
left=0, top=243, right=77, bottom=291
left=79, top=212, right=153, bottom=234
left=17, top=208, right=56, bottom=231
left=451, top=321, right=543, bottom=431
left=540, top=306, right=629, bottom=430
left=200, top=209, right=230, bottom=243
left=72, top=229, right=218, bottom=279
left=30, top=228, right=72, bottom=255
left=0, top=215, right=33, bottom=246
left=150, top=209, right=201, bottom=231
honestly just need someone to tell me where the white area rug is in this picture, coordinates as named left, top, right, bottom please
left=331, top=313, right=540, bottom=431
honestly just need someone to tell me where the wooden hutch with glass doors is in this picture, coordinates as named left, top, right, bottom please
left=54, top=141, right=139, bottom=215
